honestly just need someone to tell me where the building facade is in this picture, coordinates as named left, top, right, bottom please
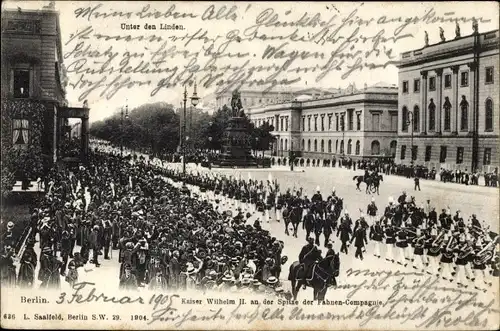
left=246, top=84, right=398, bottom=161
left=396, top=28, right=499, bottom=172
left=1, top=5, right=89, bottom=185
left=214, top=86, right=339, bottom=111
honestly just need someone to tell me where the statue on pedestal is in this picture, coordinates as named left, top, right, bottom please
left=424, top=31, right=429, bottom=46
left=230, top=90, right=244, bottom=117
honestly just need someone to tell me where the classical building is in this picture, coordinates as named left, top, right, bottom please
left=1, top=4, right=89, bottom=186
left=395, top=26, right=499, bottom=172
left=214, top=86, right=340, bottom=111
left=246, top=83, right=398, bottom=160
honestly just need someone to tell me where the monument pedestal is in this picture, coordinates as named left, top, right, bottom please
left=215, top=117, right=257, bottom=168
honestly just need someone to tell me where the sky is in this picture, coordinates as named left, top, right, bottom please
left=3, top=1, right=499, bottom=123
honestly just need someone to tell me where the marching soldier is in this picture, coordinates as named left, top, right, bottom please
left=369, top=219, right=384, bottom=258
left=60, top=230, right=72, bottom=276
left=384, top=222, right=396, bottom=263
left=337, top=212, right=352, bottom=254
left=454, top=233, right=473, bottom=288
left=351, top=224, right=367, bottom=260
left=412, top=227, right=426, bottom=271
left=367, top=198, right=378, bottom=224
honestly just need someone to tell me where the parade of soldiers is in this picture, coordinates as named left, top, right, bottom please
left=0, top=139, right=498, bottom=297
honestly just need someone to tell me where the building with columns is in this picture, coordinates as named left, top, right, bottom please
left=396, top=27, right=499, bottom=172
left=246, top=83, right=398, bottom=161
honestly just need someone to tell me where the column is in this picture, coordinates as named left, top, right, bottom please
left=81, top=116, right=89, bottom=158
left=467, top=62, right=476, bottom=133
left=451, top=65, right=460, bottom=133
left=420, top=70, right=428, bottom=133
left=435, top=68, right=443, bottom=133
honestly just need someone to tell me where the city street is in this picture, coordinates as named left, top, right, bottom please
left=19, top=157, right=499, bottom=309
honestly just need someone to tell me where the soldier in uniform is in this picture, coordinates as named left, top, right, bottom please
left=350, top=224, right=367, bottom=260
left=454, top=233, right=473, bottom=288
left=369, top=219, right=384, bottom=258
left=90, top=225, right=101, bottom=267
left=337, top=212, right=352, bottom=254
left=412, top=227, right=426, bottom=271
left=384, top=222, right=396, bottom=262
left=367, top=198, right=378, bottom=224
left=395, top=227, right=409, bottom=267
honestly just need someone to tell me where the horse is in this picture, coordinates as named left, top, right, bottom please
left=288, top=251, right=340, bottom=301
left=371, top=174, right=383, bottom=195
left=353, top=175, right=367, bottom=191
left=283, top=204, right=302, bottom=237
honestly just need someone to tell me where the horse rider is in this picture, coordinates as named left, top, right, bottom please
left=298, top=237, right=318, bottom=289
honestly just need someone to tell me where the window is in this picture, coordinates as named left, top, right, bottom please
left=402, top=80, right=409, bottom=93
left=372, top=114, right=380, bottom=131
left=413, top=106, right=420, bottom=132
left=340, top=140, right=344, bottom=154
left=356, top=113, right=361, bottom=130
left=13, top=69, right=31, bottom=98
left=308, top=139, right=311, bottom=151
left=302, top=139, right=305, bottom=150
left=12, top=119, right=29, bottom=145
left=335, top=140, right=339, bottom=153
left=412, top=146, right=418, bottom=161
left=328, top=116, right=332, bottom=130
left=314, top=117, right=318, bottom=131
left=340, top=115, right=345, bottom=131
left=284, top=139, right=288, bottom=151
left=400, top=145, right=406, bottom=160
left=456, top=147, right=464, bottom=164
left=485, top=67, right=494, bottom=84
left=483, top=148, right=491, bottom=165
left=280, top=139, right=283, bottom=151
left=428, top=99, right=436, bottom=131
left=425, top=146, right=432, bottom=162
left=321, top=116, right=325, bottom=131
left=391, top=114, right=398, bottom=131
left=443, top=97, right=451, bottom=131
left=280, top=118, right=284, bottom=131
left=302, top=117, right=305, bottom=131
left=347, top=139, right=352, bottom=154
left=348, top=110, right=353, bottom=130
left=414, top=79, right=420, bottom=93
left=440, top=146, right=447, bottom=163
left=460, top=71, right=469, bottom=87
left=485, top=98, right=493, bottom=131
left=355, top=141, right=360, bottom=155
left=321, top=140, right=324, bottom=152
left=328, top=140, right=332, bottom=153
left=390, top=140, right=397, bottom=157
left=314, top=139, right=317, bottom=152
left=460, top=96, right=469, bottom=131
left=285, top=117, right=289, bottom=131
left=308, top=117, right=311, bottom=131
left=335, top=116, right=339, bottom=131
left=429, top=76, right=436, bottom=91
left=402, top=106, right=409, bottom=132
left=444, top=74, right=452, bottom=88
left=371, top=140, right=380, bottom=155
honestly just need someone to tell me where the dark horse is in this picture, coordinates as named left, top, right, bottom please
left=353, top=174, right=384, bottom=194
left=288, top=251, right=340, bottom=301
left=283, top=204, right=302, bottom=237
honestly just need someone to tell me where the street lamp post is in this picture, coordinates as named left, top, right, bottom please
left=120, top=102, right=129, bottom=157
left=182, top=83, right=200, bottom=177
left=406, top=111, right=414, bottom=166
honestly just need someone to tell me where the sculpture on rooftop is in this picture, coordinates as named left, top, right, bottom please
left=439, top=27, right=446, bottom=42
left=455, top=22, right=461, bottom=39
left=424, top=31, right=429, bottom=46
left=472, top=17, right=479, bottom=34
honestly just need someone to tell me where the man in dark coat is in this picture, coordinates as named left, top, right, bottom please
left=0, top=244, right=16, bottom=287
left=90, top=225, right=101, bottom=267
left=351, top=227, right=368, bottom=260
left=18, top=249, right=36, bottom=288
left=119, top=264, right=138, bottom=290
left=337, top=217, right=352, bottom=254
